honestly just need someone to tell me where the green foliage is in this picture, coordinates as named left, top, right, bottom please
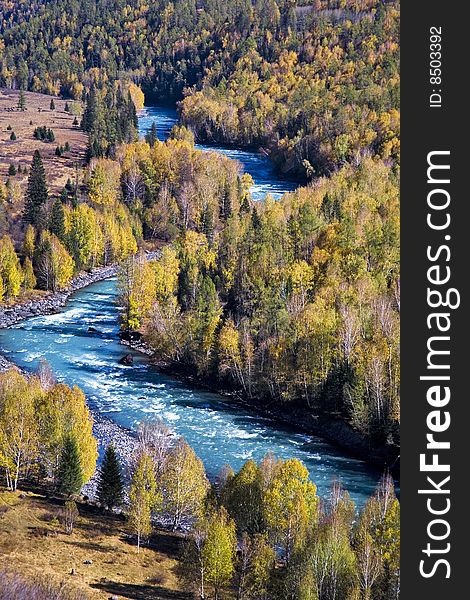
left=128, top=450, right=159, bottom=552
left=24, top=150, right=48, bottom=228
left=133, top=156, right=399, bottom=442
left=0, top=369, right=40, bottom=491
left=22, top=257, right=36, bottom=291
left=145, top=122, right=158, bottom=148
left=202, top=508, right=237, bottom=598
left=97, top=444, right=124, bottom=511
left=223, top=459, right=264, bottom=534
left=264, top=459, right=318, bottom=564
left=49, top=198, right=66, bottom=239
left=18, top=89, right=26, bottom=111
left=82, top=85, right=138, bottom=158
left=158, top=437, right=209, bottom=530
left=37, top=381, right=97, bottom=484
left=1, top=369, right=96, bottom=494
left=33, top=126, right=55, bottom=142
left=22, top=224, right=36, bottom=258
left=0, top=0, right=397, bottom=177
left=181, top=507, right=237, bottom=600
left=236, top=533, right=276, bottom=600
left=57, top=435, right=84, bottom=497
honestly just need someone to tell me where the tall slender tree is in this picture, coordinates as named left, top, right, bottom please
left=57, top=436, right=83, bottom=497
left=97, top=444, right=124, bottom=511
left=145, top=122, right=158, bottom=148
left=128, top=451, right=159, bottom=552
left=49, top=198, right=66, bottom=240
left=24, top=150, right=48, bottom=228
left=18, top=89, right=26, bottom=111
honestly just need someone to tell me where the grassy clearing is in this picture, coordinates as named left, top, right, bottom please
left=0, top=488, right=190, bottom=600
left=0, top=88, right=87, bottom=193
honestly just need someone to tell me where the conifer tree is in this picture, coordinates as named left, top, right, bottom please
left=145, top=122, right=158, bottom=148
left=18, top=89, right=26, bottom=111
left=49, top=198, right=66, bottom=240
left=97, top=444, right=124, bottom=511
left=24, top=150, right=48, bottom=228
left=57, top=436, right=83, bottom=497
left=50, top=98, right=55, bottom=110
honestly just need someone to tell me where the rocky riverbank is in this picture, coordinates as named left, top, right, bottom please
left=0, top=265, right=118, bottom=329
left=0, top=352, right=138, bottom=501
left=0, top=260, right=154, bottom=501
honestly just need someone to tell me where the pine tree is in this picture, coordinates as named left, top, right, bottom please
left=8, top=164, right=16, bottom=177
left=24, top=150, right=48, bottom=227
left=57, top=436, right=83, bottom=497
left=81, top=87, right=107, bottom=157
left=64, top=102, right=70, bottom=112
left=49, top=198, right=66, bottom=239
left=97, top=444, right=124, bottom=510
left=50, top=98, right=55, bottom=110
left=18, top=89, right=26, bottom=111
left=145, top=122, right=158, bottom=148
left=10, top=132, right=16, bottom=141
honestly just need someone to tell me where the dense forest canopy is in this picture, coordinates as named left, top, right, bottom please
left=117, top=146, right=399, bottom=445
left=0, top=0, right=399, bottom=176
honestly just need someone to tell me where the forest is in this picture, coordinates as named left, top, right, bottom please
left=0, top=1, right=399, bottom=597
left=0, top=0, right=399, bottom=177
left=0, top=0, right=400, bottom=450
left=116, top=141, right=399, bottom=444
left=0, top=0, right=400, bottom=455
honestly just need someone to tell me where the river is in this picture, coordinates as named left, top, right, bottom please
left=0, top=278, right=380, bottom=507
left=138, top=105, right=298, bottom=201
left=0, top=106, right=382, bottom=508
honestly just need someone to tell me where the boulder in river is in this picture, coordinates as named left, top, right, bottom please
left=88, top=326, right=100, bottom=333
left=119, top=354, right=134, bottom=365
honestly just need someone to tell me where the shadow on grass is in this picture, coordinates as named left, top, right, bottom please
left=115, top=530, right=186, bottom=560
left=150, top=531, right=185, bottom=559
left=90, top=580, right=191, bottom=600
left=61, top=538, right=116, bottom=553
